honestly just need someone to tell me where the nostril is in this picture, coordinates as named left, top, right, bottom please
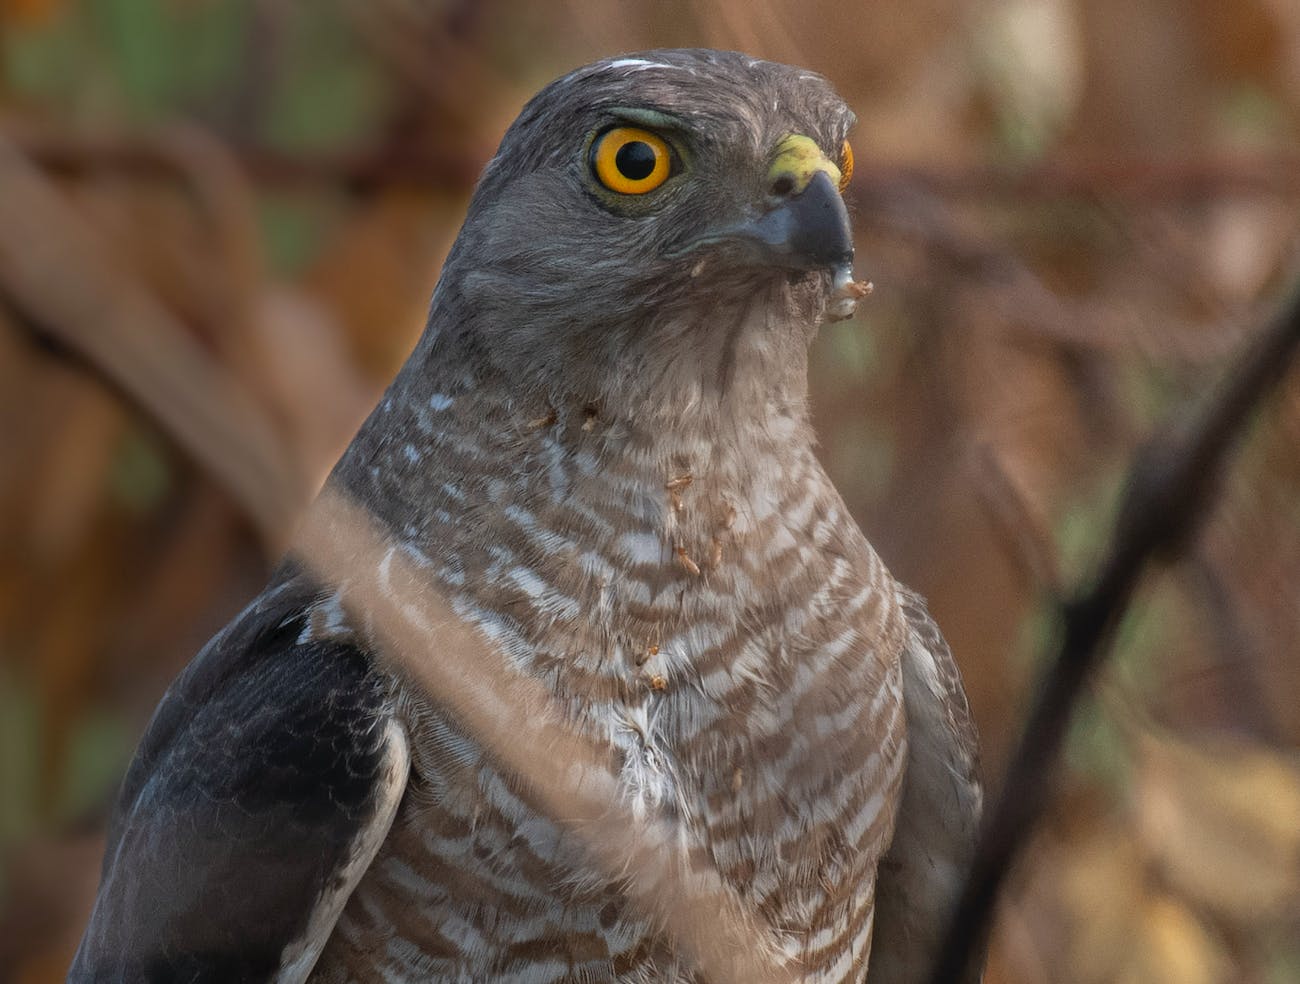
left=770, top=175, right=795, bottom=197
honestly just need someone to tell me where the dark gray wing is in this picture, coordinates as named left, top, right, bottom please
left=70, top=565, right=409, bottom=984
left=871, top=586, right=984, bottom=983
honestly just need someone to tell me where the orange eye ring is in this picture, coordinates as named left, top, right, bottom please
left=591, top=126, right=673, bottom=195
left=838, top=139, right=854, bottom=192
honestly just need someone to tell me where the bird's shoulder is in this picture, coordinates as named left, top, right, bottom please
left=72, top=564, right=410, bottom=983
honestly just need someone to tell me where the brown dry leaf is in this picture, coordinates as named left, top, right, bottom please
left=21, top=381, right=125, bottom=568
left=0, top=0, right=64, bottom=27
left=1116, top=892, right=1231, bottom=984
left=1137, top=732, right=1300, bottom=923
left=1054, top=810, right=1234, bottom=984
left=1055, top=815, right=1147, bottom=982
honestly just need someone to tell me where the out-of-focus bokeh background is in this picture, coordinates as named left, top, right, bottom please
left=1, top=1, right=1298, bottom=980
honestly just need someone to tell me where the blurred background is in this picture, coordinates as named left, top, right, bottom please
left=1, top=0, right=1299, bottom=981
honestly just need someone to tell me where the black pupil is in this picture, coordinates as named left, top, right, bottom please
left=615, top=140, right=657, bottom=181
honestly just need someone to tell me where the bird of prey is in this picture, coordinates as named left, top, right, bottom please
left=72, top=49, right=981, bottom=983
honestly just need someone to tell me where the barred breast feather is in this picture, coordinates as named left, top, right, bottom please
left=310, top=349, right=910, bottom=982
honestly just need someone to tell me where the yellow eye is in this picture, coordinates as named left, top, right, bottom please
left=838, top=139, right=854, bottom=192
left=590, top=126, right=673, bottom=195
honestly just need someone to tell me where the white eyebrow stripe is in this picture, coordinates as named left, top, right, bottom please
left=605, top=58, right=679, bottom=71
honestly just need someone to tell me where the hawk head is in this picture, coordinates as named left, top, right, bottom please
left=431, top=49, right=861, bottom=423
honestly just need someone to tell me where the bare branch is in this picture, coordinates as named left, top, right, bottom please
left=927, top=283, right=1300, bottom=983
left=3, top=124, right=485, bottom=192
left=12, top=122, right=1300, bottom=203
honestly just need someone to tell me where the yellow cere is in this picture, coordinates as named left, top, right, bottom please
left=591, top=126, right=673, bottom=195
left=767, top=134, right=842, bottom=196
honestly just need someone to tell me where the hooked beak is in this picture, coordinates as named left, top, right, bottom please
left=733, top=168, right=854, bottom=272
left=679, top=134, right=855, bottom=275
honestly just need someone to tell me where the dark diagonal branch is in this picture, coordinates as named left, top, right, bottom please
left=927, top=282, right=1300, bottom=984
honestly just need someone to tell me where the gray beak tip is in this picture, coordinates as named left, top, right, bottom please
left=704, top=169, right=855, bottom=273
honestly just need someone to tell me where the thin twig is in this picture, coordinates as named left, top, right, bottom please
left=13, top=123, right=1300, bottom=201
left=4, top=125, right=485, bottom=192
left=294, top=490, right=794, bottom=984
left=926, top=283, right=1300, bottom=983
left=971, top=443, right=1063, bottom=596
